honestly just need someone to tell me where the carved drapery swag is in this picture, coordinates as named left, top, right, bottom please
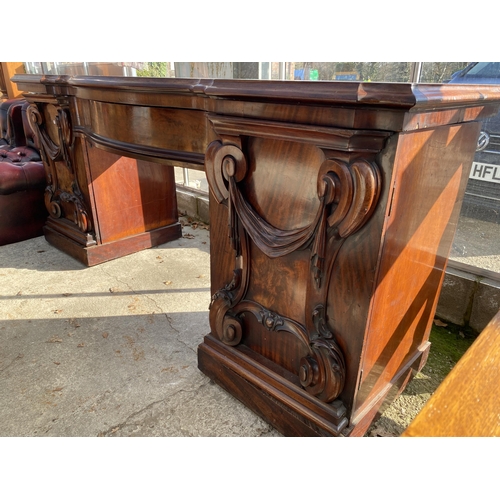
left=206, top=139, right=381, bottom=403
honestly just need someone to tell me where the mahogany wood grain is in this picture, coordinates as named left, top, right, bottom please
left=352, top=122, right=480, bottom=423
left=403, top=310, right=500, bottom=437
left=84, top=147, right=178, bottom=244
left=13, top=74, right=500, bottom=436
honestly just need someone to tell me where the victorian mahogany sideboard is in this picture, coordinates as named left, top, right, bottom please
left=13, top=74, right=500, bottom=436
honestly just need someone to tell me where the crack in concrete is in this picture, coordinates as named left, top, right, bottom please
left=146, top=294, right=182, bottom=337
left=96, top=265, right=200, bottom=362
left=98, top=267, right=135, bottom=293
left=172, top=334, right=197, bottom=355
left=98, top=266, right=183, bottom=337
left=97, top=383, right=207, bottom=437
left=162, top=311, right=181, bottom=334
left=98, top=398, right=166, bottom=437
left=95, top=379, right=280, bottom=437
left=0, top=353, right=23, bottom=373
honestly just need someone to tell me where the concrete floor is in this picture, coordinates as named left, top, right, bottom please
left=0, top=219, right=281, bottom=437
left=2, top=212, right=497, bottom=439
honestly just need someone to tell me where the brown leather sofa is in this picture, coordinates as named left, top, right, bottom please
left=0, top=98, right=47, bottom=246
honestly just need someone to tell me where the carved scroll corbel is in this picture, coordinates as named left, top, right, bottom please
left=27, top=103, right=92, bottom=233
left=310, top=158, right=381, bottom=288
left=206, top=140, right=251, bottom=343
left=301, top=157, right=381, bottom=402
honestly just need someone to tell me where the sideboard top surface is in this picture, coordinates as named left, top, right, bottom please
left=13, top=74, right=500, bottom=111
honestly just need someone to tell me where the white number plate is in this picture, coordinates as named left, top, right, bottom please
left=469, top=162, right=500, bottom=184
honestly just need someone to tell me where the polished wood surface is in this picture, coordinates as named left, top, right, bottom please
left=350, top=122, right=480, bottom=432
left=403, top=310, right=500, bottom=437
left=13, top=74, right=500, bottom=435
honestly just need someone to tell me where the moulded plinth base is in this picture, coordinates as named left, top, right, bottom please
left=198, top=334, right=350, bottom=437
left=198, top=335, right=431, bottom=437
left=43, top=221, right=182, bottom=266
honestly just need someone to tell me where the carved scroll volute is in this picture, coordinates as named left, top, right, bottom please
left=316, top=157, right=381, bottom=238
left=206, top=140, right=249, bottom=344
left=310, top=158, right=381, bottom=288
left=334, top=159, right=382, bottom=239
left=206, top=140, right=247, bottom=205
left=27, top=103, right=74, bottom=164
left=299, top=305, right=346, bottom=402
left=27, top=104, right=59, bottom=166
left=55, top=106, right=74, bottom=171
left=27, top=103, right=61, bottom=218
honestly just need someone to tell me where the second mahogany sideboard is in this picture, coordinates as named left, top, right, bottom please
left=13, top=74, right=500, bottom=436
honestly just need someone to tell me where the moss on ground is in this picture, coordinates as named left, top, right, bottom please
left=423, top=321, right=477, bottom=379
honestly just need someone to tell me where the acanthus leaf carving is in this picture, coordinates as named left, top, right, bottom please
left=230, top=300, right=311, bottom=349
left=259, top=309, right=285, bottom=331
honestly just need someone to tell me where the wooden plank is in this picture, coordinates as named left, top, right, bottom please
left=0, top=62, right=26, bottom=99
left=403, top=310, right=500, bottom=437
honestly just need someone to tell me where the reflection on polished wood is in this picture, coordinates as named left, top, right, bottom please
left=403, top=310, right=500, bottom=437
left=13, top=74, right=500, bottom=436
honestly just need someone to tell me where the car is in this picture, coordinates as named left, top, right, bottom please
left=447, top=63, right=500, bottom=223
